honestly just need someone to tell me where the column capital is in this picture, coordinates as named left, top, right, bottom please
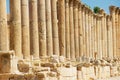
left=109, top=5, right=117, bottom=13
left=73, top=0, right=79, bottom=7
left=65, top=0, right=69, bottom=3
left=69, top=0, right=73, bottom=3
left=115, top=7, right=119, bottom=14
left=99, top=9, right=105, bottom=15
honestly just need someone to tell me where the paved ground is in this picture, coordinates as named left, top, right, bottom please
left=96, top=76, right=120, bottom=80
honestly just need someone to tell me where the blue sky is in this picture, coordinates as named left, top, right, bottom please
left=6, top=0, right=120, bottom=14
left=81, top=0, right=120, bottom=14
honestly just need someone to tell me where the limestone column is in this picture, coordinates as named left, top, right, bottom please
left=115, top=8, right=119, bottom=58
left=107, top=15, right=113, bottom=58
left=93, top=14, right=98, bottom=59
left=109, top=6, right=117, bottom=58
left=99, top=16, right=102, bottom=59
left=10, top=0, right=22, bottom=58
left=0, top=0, right=8, bottom=51
left=91, top=12, right=94, bottom=58
left=29, top=0, right=39, bottom=59
left=82, top=5, right=86, bottom=57
left=51, top=0, right=59, bottom=56
left=88, top=9, right=92, bottom=58
left=102, top=13, right=107, bottom=58
left=58, top=0, right=65, bottom=56
left=99, top=10, right=105, bottom=58
left=74, top=0, right=79, bottom=58
left=45, top=0, right=53, bottom=56
left=78, top=3, right=83, bottom=57
left=65, top=0, right=70, bottom=59
left=21, top=0, right=30, bottom=59
left=118, top=9, right=120, bottom=58
left=69, top=0, right=75, bottom=59
left=85, top=7, right=89, bottom=58
left=38, top=0, right=47, bottom=57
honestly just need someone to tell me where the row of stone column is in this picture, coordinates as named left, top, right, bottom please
left=0, top=0, right=120, bottom=60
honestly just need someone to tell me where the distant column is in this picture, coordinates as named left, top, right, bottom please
left=109, top=6, right=117, bottom=58
left=0, top=0, right=8, bottom=51
left=74, top=0, right=79, bottom=58
left=21, top=0, right=30, bottom=59
left=82, top=5, right=86, bottom=57
left=107, top=15, right=113, bottom=58
left=115, top=8, right=119, bottom=58
left=69, top=0, right=75, bottom=60
left=10, top=0, right=22, bottom=58
left=118, top=9, right=120, bottom=58
left=85, top=7, right=89, bottom=58
left=78, top=3, right=83, bottom=57
left=38, top=0, right=47, bottom=57
left=45, top=0, right=53, bottom=56
left=58, top=0, right=66, bottom=56
left=29, top=0, right=39, bottom=59
left=65, top=0, right=70, bottom=59
left=51, top=0, right=59, bottom=56
left=93, top=14, right=98, bottom=59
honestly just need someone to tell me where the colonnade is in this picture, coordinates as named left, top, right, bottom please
left=0, top=0, right=120, bottom=60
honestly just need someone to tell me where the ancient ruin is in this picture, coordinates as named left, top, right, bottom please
left=0, top=0, right=120, bottom=80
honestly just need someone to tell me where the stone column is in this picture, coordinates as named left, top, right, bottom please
left=109, top=6, right=117, bottom=58
left=99, top=10, right=105, bottom=58
left=78, top=3, right=83, bottom=57
left=51, top=0, right=59, bottom=56
left=29, top=0, right=39, bottom=59
left=88, top=9, right=92, bottom=58
left=107, top=15, right=113, bottom=58
left=38, top=0, right=47, bottom=57
left=65, top=0, right=70, bottom=59
left=85, top=7, right=89, bottom=58
left=103, top=13, right=108, bottom=58
left=0, top=0, right=8, bottom=51
left=82, top=5, right=86, bottom=57
left=99, top=16, right=102, bottom=59
left=91, top=12, right=94, bottom=58
left=93, top=14, right=98, bottom=59
left=45, top=0, right=53, bottom=56
left=21, top=0, right=30, bottom=59
left=69, top=0, right=75, bottom=59
left=115, top=8, right=119, bottom=58
left=10, top=0, right=22, bottom=58
left=58, top=0, right=65, bottom=56
left=74, top=0, right=79, bottom=58
left=118, top=9, right=120, bottom=58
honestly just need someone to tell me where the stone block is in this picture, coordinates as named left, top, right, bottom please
left=57, top=67, right=77, bottom=80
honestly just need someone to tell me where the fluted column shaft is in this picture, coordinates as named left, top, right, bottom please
left=65, top=0, right=70, bottom=59
left=58, top=0, right=66, bottom=56
left=74, top=0, right=79, bottom=58
left=51, top=0, right=59, bottom=56
left=82, top=5, right=86, bottom=57
left=109, top=6, right=117, bottom=58
left=38, top=0, right=47, bottom=57
left=21, top=0, right=30, bottom=59
left=69, top=0, right=75, bottom=59
left=0, top=0, right=8, bottom=51
left=107, top=15, right=113, bottom=58
left=85, top=8, right=89, bottom=58
left=78, top=3, right=83, bottom=57
left=115, top=8, right=119, bottom=58
left=46, top=0, right=53, bottom=56
left=10, top=0, right=22, bottom=58
left=93, top=15, right=98, bottom=59
left=29, top=0, right=39, bottom=59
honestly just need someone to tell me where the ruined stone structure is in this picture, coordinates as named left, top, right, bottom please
left=0, top=0, right=120, bottom=80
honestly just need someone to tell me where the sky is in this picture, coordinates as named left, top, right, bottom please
left=6, top=0, right=120, bottom=14
left=81, top=0, right=120, bottom=14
